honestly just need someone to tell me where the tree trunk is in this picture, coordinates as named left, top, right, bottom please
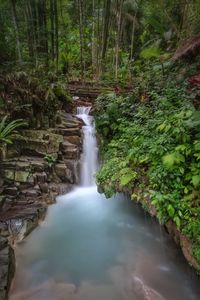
left=54, top=0, right=59, bottom=69
left=25, top=2, right=34, bottom=61
left=10, top=0, right=22, bottom=63
left=50, top=0, right=55, bottom=62
left=96, top=0, right=101, bottom=77
left=32, top=0, right=39, bottom=64
left=130, top=16, right=136, bottom=60
left=101, top=0, right=111, bottom=60
left=115, top=0, right=123, bottom=79
left=92, top=0, right=96, bottom=75
left=78, top=0, right=84, bottom=81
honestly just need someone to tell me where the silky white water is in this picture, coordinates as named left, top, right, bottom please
left=77, top=106, right=98, bottom=186
left=10, top=108, right=200, bottom=300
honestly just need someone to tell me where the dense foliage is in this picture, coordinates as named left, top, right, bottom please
left=95, top=58, right=200, bottom=264
left=1, top=1, right=200, bottom=81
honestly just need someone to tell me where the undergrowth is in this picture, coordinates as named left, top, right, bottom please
left=95, top=58, right=200, bottom=265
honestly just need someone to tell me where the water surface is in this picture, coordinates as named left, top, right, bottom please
left=10, top=187, right=200, bottom=300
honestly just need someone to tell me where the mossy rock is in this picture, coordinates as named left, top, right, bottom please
left=14, top=171, right=29, bottom=183
left=4, top=170, right=15, bottom=181
left=14, top=130, right=63, bottom=156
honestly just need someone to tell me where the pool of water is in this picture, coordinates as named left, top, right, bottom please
left=10, top=186, right=200, bottom=300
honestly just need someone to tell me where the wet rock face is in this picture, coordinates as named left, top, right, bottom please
left=0, top=237, right=15, bottom=300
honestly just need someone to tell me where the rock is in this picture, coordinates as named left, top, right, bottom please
left=64, top=136, right=81, bottom=146
left=4, top=187, right=18, bottom=197
left=54, top=163, right=73, bottom=183
left=27, top=175, right=34, bottom=184
left=39, top=183, right=49, bottom=193
left=14, top=171, right=29, bottom=183
left=14, top=130, right=63, bottom=156
left=0, top=196, right=6, bottom=210
left=18, top=183, right=35, bottom=192
left=49, top=183, right=58, bottom=193
left=33, top=172, right=47, bottom=184
left=0, top=223, right=9, bottom=238
left=0, top=241, right=15, bottom=300
left=6, top=148, right=19, bottom=159
left=61, top=142, right=79, bottom=159
left=165, top=220, right=200, bottom=271
left=4, top=170, right=15, bottom=181
left=65, top=160, right=79, bottom=184
left=15, top=161, right=30, bottom=171
left=0, top=178, right=4, bottom=188
left=0, top=161, right=16, bottom=170
left=22, top=189, right=40, bottom=198
left=31, top=160, right=46, bottom=172
left=0, top=237, right=7, bottom=250
left=59, top=127, right=81, bottom=137
left=180, top=234, right=200, bottom=271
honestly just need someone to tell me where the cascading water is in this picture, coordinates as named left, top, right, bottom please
left=77, top=106, right=98, bottom=187
left=10, top=105, right=200, bottom=300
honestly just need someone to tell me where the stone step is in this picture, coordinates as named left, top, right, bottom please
left=63, top=136, right=82, bottom=146
left=61, top=141, right=79, bottom=159
left=58, top=127, right=81, bottom=137
left=14, top=130, right=63, bottom=156
left=0, top=157, right=47, bottom=173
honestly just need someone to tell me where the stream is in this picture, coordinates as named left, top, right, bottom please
left=10, top=107, right=200, bottom=300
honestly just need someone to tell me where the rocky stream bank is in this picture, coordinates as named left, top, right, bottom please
left=0, top=109, right=84, bottom=300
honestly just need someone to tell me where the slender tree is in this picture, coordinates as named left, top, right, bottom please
left=10, top=0, right=22, bottom=63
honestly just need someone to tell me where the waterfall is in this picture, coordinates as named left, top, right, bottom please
left=76, top=106, right=98, bottom=187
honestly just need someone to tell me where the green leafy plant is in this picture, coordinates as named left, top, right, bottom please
left=0, top=116, right=26, bottom=145
left=44, top=154, right=57, bottom=168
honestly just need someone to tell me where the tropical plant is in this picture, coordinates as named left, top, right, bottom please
left=95, top=57, right=200, bottom=264
left=44, top=154, right=57, bottom=168
left=0, top=116, right=25, bottom=145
